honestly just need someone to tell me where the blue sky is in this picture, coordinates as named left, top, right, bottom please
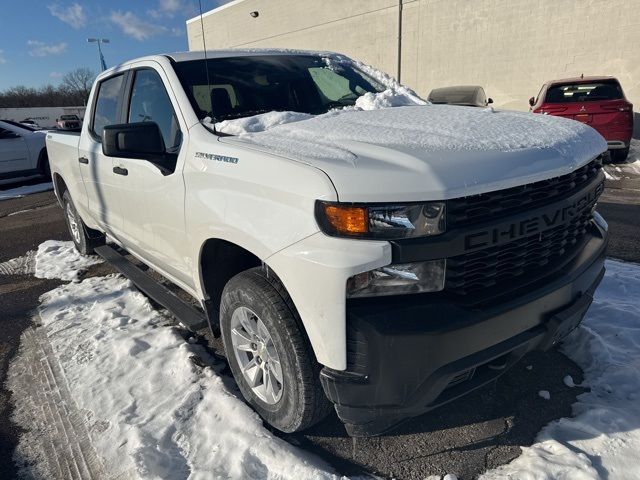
left=0, top=0, right=230, bottom=91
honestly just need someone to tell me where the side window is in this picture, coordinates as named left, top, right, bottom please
left=92, top=74, right=125, bottom=139
left=128, top=69, right=181, bottom=152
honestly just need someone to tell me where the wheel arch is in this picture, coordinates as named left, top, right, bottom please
left=196, top=238, right=318, bottom=358
left=198, top=238, right=263, bottom=320
left=52, top=172, right=68, bottom=206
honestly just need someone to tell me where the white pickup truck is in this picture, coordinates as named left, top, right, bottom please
left=46, top=50, right=609, bottom=437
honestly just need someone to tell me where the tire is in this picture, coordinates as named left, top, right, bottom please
left=220, top=267, right=332, bottom=433
left=610, top=147, right=629, bottom=163
left=62, top=191, right=105, bottom=255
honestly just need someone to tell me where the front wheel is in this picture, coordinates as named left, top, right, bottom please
left=220, top=267, right=332, bottom=433
left=62, top=191, right=104, bottom=255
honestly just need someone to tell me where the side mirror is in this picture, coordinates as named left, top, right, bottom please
left=487, top=98, right=493, bottom=105
left=528, top=97, right=536, bottom=107
left=102, top=122, right=166, bottom=161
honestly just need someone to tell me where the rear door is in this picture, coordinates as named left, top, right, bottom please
left=78, top=70, right=128, bottom=238
left=0, top=125, right=29, bottom=174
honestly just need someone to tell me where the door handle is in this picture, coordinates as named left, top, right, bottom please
left=113, top=166, right=128, bottom=176
left=78, top=156, right=89, bottom=164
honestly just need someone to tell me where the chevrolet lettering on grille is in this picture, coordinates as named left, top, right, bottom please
left=464, top=180, right=604, bottom=250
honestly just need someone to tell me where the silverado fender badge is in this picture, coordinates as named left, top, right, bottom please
left=195, top=152, right=239, bottom=164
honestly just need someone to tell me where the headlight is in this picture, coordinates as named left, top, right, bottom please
left=315, top=201, right=446, bottom=239
left=347, top=259, right=446, bottom=298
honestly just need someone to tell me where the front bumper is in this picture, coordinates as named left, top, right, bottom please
left=320, top=220, right=607, bottom=437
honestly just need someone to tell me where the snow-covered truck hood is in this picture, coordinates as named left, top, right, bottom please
left=220, top=105, right=607, bottom=202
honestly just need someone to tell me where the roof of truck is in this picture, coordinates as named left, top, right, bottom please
left=165, top=49, right=335, bottom=63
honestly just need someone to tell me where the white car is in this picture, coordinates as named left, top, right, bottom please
left=46, top=50, right=609, bottom=437
left=0, top=120, right=49, bottom=182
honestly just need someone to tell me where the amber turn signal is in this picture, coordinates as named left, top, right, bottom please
left=319, top=204, right=368, bottom=235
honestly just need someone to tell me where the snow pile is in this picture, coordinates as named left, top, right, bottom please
left=216, top=111, right=313, bottom=136
left=34, top=240, right=102, bottom=281
left=0, top=251, right=35, bottom=276
left=0, top=181, right=53, bottom=201
left=10, top=274, right=339, bottom=479
left=355, top=88, right=424, bottom=110
left=483, top=259, right=640, bottom=480
left=228, top=105, right=605, bottom=170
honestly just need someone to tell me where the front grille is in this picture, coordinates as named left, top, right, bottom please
left=447, top=157, right=603, bottom=227
left=445, top=199, right=597, bottom=297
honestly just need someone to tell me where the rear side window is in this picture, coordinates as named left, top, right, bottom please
left=128, top=69, right=181, bottom=152
left=92, top=74, right=125, bottom=138
left=545, top=81, right=623, bottom=103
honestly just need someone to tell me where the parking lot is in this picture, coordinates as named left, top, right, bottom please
left=0, top=144, right=638, bottom=480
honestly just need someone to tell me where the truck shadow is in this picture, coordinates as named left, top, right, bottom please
left=277, top=349, right=591, bottom=479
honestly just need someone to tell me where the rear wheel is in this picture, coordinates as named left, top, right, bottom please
left=610, top=147, right=629, bottom=163
left=62, top=191, right=104, bottom=255
left=220, top=267, right=331, bottom=433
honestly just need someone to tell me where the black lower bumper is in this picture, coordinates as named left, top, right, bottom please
left=320, top=224, right=607, bottom=437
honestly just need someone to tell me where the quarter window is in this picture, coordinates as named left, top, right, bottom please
left=92, top=74, right=125, bottom=138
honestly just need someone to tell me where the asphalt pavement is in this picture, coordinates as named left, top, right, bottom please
left=0, top=161, right=638, bottom=479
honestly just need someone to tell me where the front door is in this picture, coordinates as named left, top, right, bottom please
left=109, top=65, right=191, bottom=287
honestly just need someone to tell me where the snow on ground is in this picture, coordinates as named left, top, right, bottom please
left=34, top=240, right=102, bottom=281
left=8, top=274, right=340, bottom=479
left=0, top=250, right=35, bottom=276
left=482, top=259, right=640, bottom=480
left=8, top=237, right=640, bottom=479
left=0, top=181, right=52, bottom=201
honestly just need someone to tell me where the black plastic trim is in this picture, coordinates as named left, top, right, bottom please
left=320, top=226, right=607, bottom=437
left=95, top=245, right=207, bottom=331
left=390, top=172, right=605, bottom=263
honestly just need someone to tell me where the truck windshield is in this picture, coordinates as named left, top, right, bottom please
left=173, top=55, right=386, bottom=122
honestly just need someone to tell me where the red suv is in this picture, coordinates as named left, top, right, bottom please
left=530, top=76, right=633, bottom=161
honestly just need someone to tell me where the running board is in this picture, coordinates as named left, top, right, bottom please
left=94, top=245, right=208, bottom=331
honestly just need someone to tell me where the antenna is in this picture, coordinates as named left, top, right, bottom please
left=198, top=0, right=216, bottom=133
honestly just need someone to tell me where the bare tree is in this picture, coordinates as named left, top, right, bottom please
left=0, top=67, right=96, bottom=108
left=61, top=68, right=96, bottom=105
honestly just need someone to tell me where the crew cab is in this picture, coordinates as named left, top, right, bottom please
left=530, top=76, right=633, bottom=162
left=0, top=119, right=49, bottom=182
left=46, top=50, right=609, bottom=437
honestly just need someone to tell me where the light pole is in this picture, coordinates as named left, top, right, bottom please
left=87, top=38, right=109, bottom=72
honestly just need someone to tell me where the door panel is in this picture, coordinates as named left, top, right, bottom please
left=0, top=132, right=29, bottom=174
left=78, top=72, right=126, bottom=238
left=114, top=65, right=191, bottom=286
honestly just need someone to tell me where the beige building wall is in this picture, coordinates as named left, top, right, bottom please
left=188, top=0, right=638, bottom=122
